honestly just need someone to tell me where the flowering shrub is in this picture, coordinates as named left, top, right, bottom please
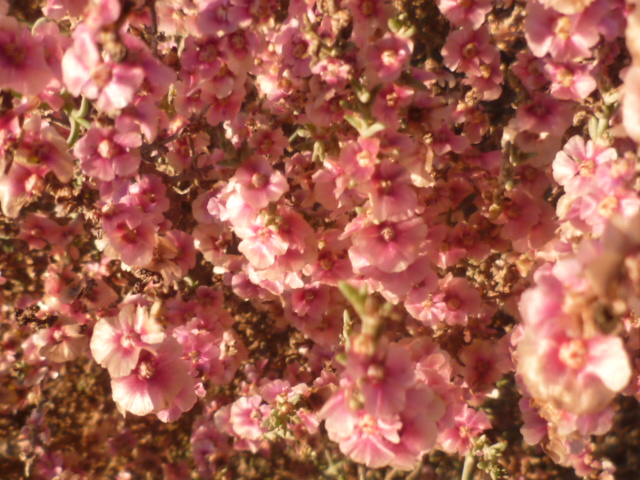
left=2, top=0, right=640, bottom=478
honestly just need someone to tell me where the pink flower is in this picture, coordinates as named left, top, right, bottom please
left=364, top=34, right=413, bottom=84
left=62, top=26, right=145, bottom=113
left=348, top=216, right=428, bottom=273
left=34, top=318, right=87, bottom=363
left=74, top=126, right=142, bottom=181
left=438, top=405, right=491, bottom=455
left=100, top=205, right=157, bottom=266
left=321, top=392, right=402, bottom=469
left=437, top=0, right=492, bottom=29
left=0, top=16, right=52, bottom=95
left=544, top=60, right=597, bottom=101
left=111, top=338, right=196, bottom=418
left=13, top=115, right=74, bottom=184
left=90, top=304, right=165, bottom=378
left=458, top=338, right=512, bottom=392
left=517, top=324, right=631, bottom=415
left=553, top=135, right=616, bottom=195
left=228, top=395, right=270, bottom=440
left=524, top=2, right=600, bottom=61
left=442, top=26, right=497, bottom=76
left=364, top=160, right=417, bottom=222
left=18, top=213, right=64, bottom=250
left=232, top=156, right=288, bottom=209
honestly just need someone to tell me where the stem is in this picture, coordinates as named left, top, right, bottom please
left=461, top=451, right=476, bottom=480
left=66, top=117, right=79, bottom=147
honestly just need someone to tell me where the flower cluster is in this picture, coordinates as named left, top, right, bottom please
left=1, top=0, right=640, bottom=478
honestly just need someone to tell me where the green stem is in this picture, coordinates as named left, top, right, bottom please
left=461, top=452, right=476, bottom=480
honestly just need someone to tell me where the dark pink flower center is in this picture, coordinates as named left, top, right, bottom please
left=199, top=43, right=218, bottom=64
left=3, top=42, right=26, bottom=66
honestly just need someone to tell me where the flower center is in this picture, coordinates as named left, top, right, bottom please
left=446, top=296, right=461, bottom=310
left=558, top=338, right=587, bottom=370
left=199, top=43, right=218, bottom=64
left=138, top=360, right=156, bottom=379
left=381, top=50, right=398, bottom=67
left=462, top=43, right=478, bottom=59
left=554, top=16, right=572, bottom=40
left=251, top=172, right=269, bottom=188
left=380, top=225, right=396, bottom=242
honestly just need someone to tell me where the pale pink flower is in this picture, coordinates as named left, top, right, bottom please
left=543, top=60, right=597, bottom=101
left=364, top=160, right=417, bottom=222
left=228, top=395, right=271, bottom=440
left=90, top=304, right=165, bottom=378
left=232, top=156, right=288, bottom=209
left=0, top=17, right=52, bottom=95
left=13, top=115, right=74, bottom=183
left=441, top=26, right=497, bottom=76
left=111, top=338, right=196, bottom=417
left=100, top=205, right=157, bottom=266
left=74, top=126, right=142, bottom=181
left=437, top=0, right=492, bottom=29
left=524, top=2, right=600, bottom=61
left=321, top=391, right=402, bottom=469
left=438, top=405, right=491, bottom=455
left=364, top=34, right=413, bottom=84
left=458, top=338, right=512, bottom=392
left=62, top=26, right=145, bottom=113
left=18, top=213, right=64, bottom=250
left=553, top=135, right=616, bottom=195
left=348, top=216, right=427, bottom=273
left=34, top=318, right=87, bottom=363
left=517, top=325, right=631, bottom=415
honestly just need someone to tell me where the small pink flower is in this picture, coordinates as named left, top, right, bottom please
left=517, top=324, right=631, bottom=415
left=111, top=338, right=196, bottom=417
left=90, top=304, right=165, bottom=378
left=232, top=156, right=288, bottom=209
left=34, top=318, right=87, bottom=362
left=438, top=405, right=491, bottom=455
left=364, top=34, right=413, bottom=84
left=437, top=0, right=492, bottom=29
left=442, top=26, right=497, bottom=76
left=18, top=213, right=64, bottom=250
left=553, top=135, right=616, bottom=195
left=348, top=216, right=428, bottom=273
left=100, top=205, right=157, bottom=266
left=74, top=126, right=142, bottom=181
left=543, top=60, right=597, bottom=101
left=525, top=2, right=600, bottom=61
left=0, top=16, right=52, bottom=95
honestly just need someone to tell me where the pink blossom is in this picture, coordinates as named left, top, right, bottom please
left=364, top=34, right=413, bottom=84
left=111, top=338, right=196, bottom=418
left=62, top=26, right=145, bottom=113
left=553, top=135, right=616, bottom=195
left=517, top=325, right=631, bottom=415
left=441, top=26, right=497, bottom=77
left=438, top=405, right=491, bottom=455
left=437, top=0, right=492, bottom=30
left=74, top=126, right=142, bottom=181
left=0, top=17, right=52, bottom=95
left=232, top=156, right=288, bottom=209
left=524, top=2, right=600, bottom=61
left=34, top=318, right=87, bottom=363
left=544, top=60, right=597, bottom=101
left=100, top=205, right=157, bottom=266
left=348, top=216, right=428, bottom=273
left=90, top=304, right=165, bottom=378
